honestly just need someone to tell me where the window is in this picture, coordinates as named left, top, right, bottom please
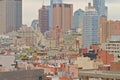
left=53, top=4, right=56, bottom=8
left=59, top=4, right=62, bottom=7
left=39, top=76, right=43, bottom=80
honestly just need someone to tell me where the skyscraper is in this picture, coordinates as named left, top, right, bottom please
left=39, top=6, right=49, bottom=34
left=31, top=19, right=39, bottom=30
left=48, top=0, right=63, bottom=29
left=93, top=0, right=107, bottom=17
left=99, top=16, right=108, bottom=43
left=73, top=9, right=84, bottom=33
left=45, top=6, right=51, bottom=29
left=99, top=16, right=120, bottom=43
left=83, top=3, right=99, bottom=48
left=15, top=0, right=22, bottom=31
left=0, top=0, right=22, bottom=34
left=52, top=3, right=73, bottom=32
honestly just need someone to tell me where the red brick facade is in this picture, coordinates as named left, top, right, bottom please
left=97, top=50, right=114, bottom=65
left=110, top=61, right=120, bottom=71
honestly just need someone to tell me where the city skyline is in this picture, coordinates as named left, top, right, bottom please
left=23, top=0, right=120, bottom=26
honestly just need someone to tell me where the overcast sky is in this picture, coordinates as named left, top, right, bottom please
left=23, top=0, right=120, bottom=26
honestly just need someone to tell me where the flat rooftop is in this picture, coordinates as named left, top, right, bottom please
left=79, top=70, right=120, bottom=79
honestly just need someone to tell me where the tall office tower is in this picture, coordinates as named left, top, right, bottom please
left=15, top=0, right=22, bottom=31
left=0, top=0, right=22, bottom=34
left=99, top=16, right=120, bottom=43
left=52, top=3, right=73, bottom=32
left=99, top=16, right=108, bottom=43
left=48, top=0, right=62, bottom=29
left=83, top=3, right=99, bottom=48
left=93, top=0, right=107, bottom=17
left=39, top=6, right=49, bottom=34
left=45, top=6, right=51, bottom=29
left=73, top=9, right=84, bottom=33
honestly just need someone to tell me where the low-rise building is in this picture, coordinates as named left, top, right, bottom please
left=97, top=50, right=114, bottom=65
left=79, top=61, right=120, bottom=80
left=0, top=55, right=15, bottom=72
left=60, top=63, right=78, bottom=79
left=17, top=25, right=42, bottom=47
left=110, top=61, right=120, bottom=71
left=74, top=57, right=103, bottom=69
left=79, top=70, right=120, bottom=80
left=0, top=35, right=15, bottom=46
left=102, top=41, right=120, bottom=55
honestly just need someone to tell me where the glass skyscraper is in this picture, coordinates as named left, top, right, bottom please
left=93, top=0, right=107, bottom=17
left=48, top=0, right=63, bottom=29
left=83, top=3, right=99, bottom=48
left=73, top=9, right=84, bottom=34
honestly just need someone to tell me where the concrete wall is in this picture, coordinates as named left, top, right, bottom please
left=0, top=69, right=44, bottom=80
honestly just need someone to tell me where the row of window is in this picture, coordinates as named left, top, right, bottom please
left=106, top=44, right=120, bottom=46
left=106, top=47, right=120, bottom=49
left=53, top=4, right=71, bottom=8
left=108, top=51, right=120, bottom=53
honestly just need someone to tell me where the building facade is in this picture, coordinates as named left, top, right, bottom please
left=73, top=9, right=84, bottom=32
left=52, top=3, right=73, bottom=32
left=47, top=0, right=63, bottom=29
left=17, top=25, right=42, bottom=47
left=83, top=3, right=99, bottom=48
left=0, top=55, right=15, bottom=71
left=99, top=16, right=120, bottom=43
left=0, top=0, right=22, bottom=34
left=93, top=0, right=107, bottom=17
left=39, top=6, right=49, bottom=34
left=79, top=70, right=120, bottom=80
left=102, top=40, right=120, bottom=55
left=45, top=6, right=51, bottom=29
left=99, top=16, right=108, bottom=43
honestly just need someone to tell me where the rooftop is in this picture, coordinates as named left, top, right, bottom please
left=79, top=70, right=120, bottom=79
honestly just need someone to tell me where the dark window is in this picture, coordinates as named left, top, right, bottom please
left=59, top=4, right=62, bottom=7
left=39, top=76, right=43, bottom=80
left=53, top=4, right=56, bottom=8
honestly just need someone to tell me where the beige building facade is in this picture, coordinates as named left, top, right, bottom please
left=74, top=57, right=103, bottom=69
left=103, top=41, right=120, bottom=54
left=52, top=3, right=73, bottom=32
left=17, top=25, right=42, bottom=47
left=99, top=16, right=120, bottom=44
left=0, top=0, right=22, bottom=34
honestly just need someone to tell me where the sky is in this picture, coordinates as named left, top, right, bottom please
left=23, top=0, right=120, bottom=26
